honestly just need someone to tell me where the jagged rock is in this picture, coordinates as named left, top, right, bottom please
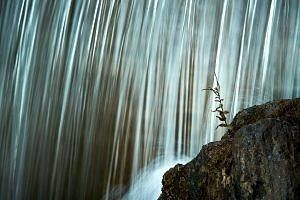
left=159, top=98, right=300, bottom=200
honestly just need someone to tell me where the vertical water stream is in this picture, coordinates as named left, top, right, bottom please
left=0, top=0, right=299, bottom=199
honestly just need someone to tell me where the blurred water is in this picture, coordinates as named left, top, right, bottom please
left=122, top=156, right=190, bottom=200
left=0, top=0, right=299, bottom=199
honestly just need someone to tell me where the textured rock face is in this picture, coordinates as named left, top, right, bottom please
left=159, top=99, right=300, bottom=200
left=232, top=117, right=300, bottom=199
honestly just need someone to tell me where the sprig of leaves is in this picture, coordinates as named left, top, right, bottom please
left=203, top=73, right=229, bottom=129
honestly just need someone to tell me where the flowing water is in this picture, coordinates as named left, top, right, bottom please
left=0, top=0, right=299, bottom=199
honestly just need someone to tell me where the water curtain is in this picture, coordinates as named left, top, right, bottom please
left=0, top=0, right=299, bottom=199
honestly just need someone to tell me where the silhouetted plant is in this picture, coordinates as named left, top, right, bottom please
left=203, top=73, right=229, bottom=129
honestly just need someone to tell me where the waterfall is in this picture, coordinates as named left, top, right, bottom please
left=0, top=0, right=299, bottom=199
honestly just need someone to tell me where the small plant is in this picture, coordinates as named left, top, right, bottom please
left=203, top=73, right=229, bottom=129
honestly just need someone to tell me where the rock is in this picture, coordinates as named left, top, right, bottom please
left=159, top=98, right=300, bottom=199
left=230, top=98, right=300, bottom=132
left=232, top=117, right=300, bottom=199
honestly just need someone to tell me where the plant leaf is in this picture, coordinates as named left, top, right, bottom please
left=216, top=116, right=226, bottom=121
left=216, top=123, right=228, bottom=129
left=220, top=112, right=226, bottom=118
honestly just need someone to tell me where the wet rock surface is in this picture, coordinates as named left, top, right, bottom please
left=159, top=98, right=300, bottom=200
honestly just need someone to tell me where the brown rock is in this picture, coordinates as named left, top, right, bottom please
left=159, top=98, right=300, bottom=199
